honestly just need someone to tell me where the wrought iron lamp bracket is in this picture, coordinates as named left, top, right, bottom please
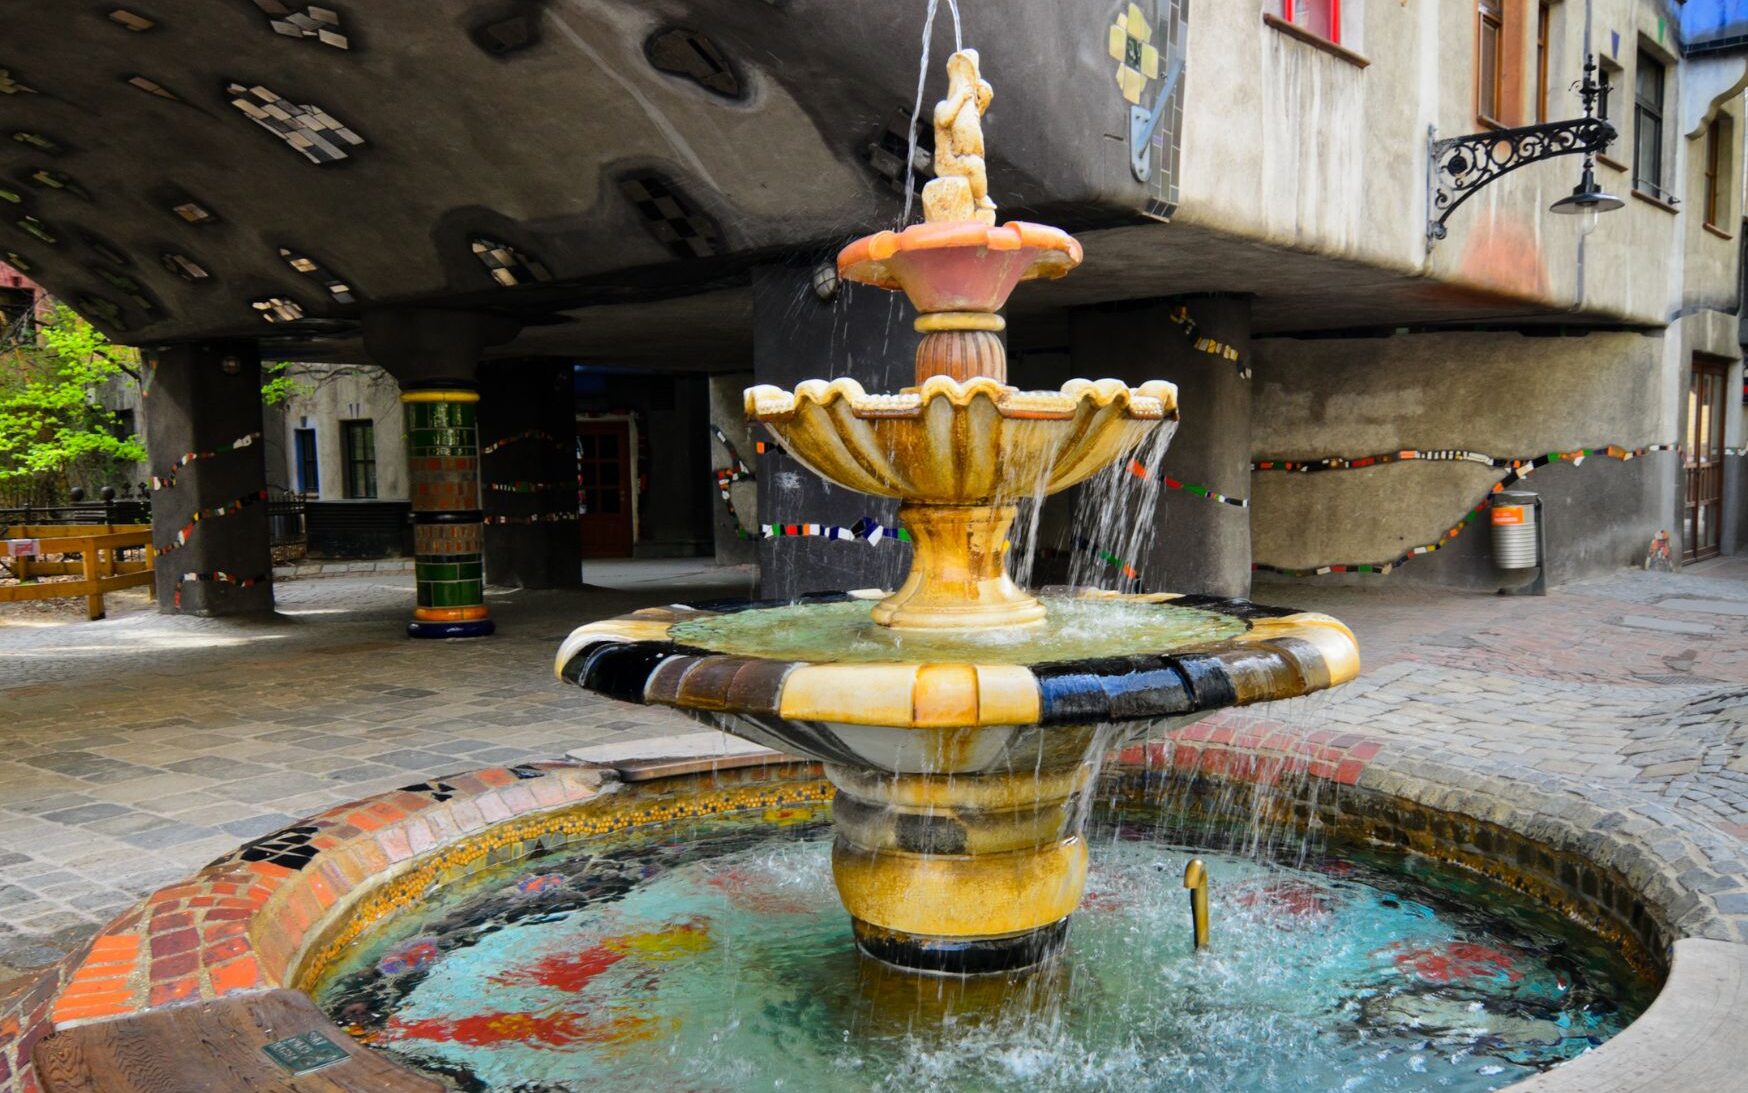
left=1426, top=115, right=1616, bottom=243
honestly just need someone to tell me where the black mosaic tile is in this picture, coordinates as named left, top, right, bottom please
left=1168, top=653, right=1239, bottom=711
left=579, top=641, right=686, bottom=703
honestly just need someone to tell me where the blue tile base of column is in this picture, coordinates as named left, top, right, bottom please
left=407, top=619, right=496, bottom=639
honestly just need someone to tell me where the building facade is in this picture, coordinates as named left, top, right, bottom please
left=1, top=2, right=1742, bottom=614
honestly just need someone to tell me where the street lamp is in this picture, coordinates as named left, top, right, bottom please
left=1427, top=52, right=1619, bottom=243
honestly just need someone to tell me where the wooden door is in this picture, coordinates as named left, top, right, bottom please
left=1684, top=358, right=1727, bottom=562
left=577, top=421, right=633, bottom=558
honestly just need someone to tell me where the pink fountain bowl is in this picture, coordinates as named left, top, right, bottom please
left=837, top=220, right=1083, bottom=314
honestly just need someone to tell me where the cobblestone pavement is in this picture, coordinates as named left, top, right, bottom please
left=2, top=556, right=1747, bottom=974
left=0, top=561, right=750, bottom=978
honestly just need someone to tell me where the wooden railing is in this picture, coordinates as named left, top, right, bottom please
left=0, top=524, right=155, bottom=620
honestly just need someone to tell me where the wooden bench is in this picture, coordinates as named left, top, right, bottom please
left=0, top=525, right=154, bottom=619
left=33, top=989, right=442, bottom=1092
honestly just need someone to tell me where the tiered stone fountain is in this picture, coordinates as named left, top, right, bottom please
left=559, top=49, right=1359, bottom=974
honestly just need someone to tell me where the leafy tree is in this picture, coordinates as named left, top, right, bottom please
left=0, top=301, right=144, bottom=504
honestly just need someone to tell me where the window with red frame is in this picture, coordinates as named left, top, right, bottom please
left=1279, top=0, right=1341, bottom=43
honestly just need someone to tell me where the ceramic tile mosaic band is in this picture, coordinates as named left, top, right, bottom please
left=710, top=424, right=758, bottom=540
left=1253, top=443, right=1680, bottom=474
left=760, top=516, right=913, bottom=544
left=479, top=428, right=566, bottom=456
left=1253, top=444, right=1679, bottom=577
left=172, top=569, right=269, bottom=609
left=403, top=390, right=492, bottom=638
left=155, top=488, right=269, bottom=556
left=1167, top=304, right=1247, bottom=379
left=1126, top=458, right=1248, bottom=508
left=149, top=431, right=261, bottom=491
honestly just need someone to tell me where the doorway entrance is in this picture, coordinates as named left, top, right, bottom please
left=577, top=419, right=634, bottom=558
left=1684, top=357, right=1728, bottom=562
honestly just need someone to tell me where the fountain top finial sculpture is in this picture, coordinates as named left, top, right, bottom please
left=924, top=49, right=997, bottom=226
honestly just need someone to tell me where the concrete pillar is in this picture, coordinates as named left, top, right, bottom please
left=708, top=372, right=759, bottom=566
left=477, top=359, right=582, bottom=589
left=364, top=309, right=517, bottom=638
left=752, top=263, right=917, bottom=599
left=1068, top=296, right=1253, bottom=597
left=143, top=341, right=274, bottom=616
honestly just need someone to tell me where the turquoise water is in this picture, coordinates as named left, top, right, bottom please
left=315, top=811, right=1649, bottom=1092
left=666, top=597, right=1247, bottom=665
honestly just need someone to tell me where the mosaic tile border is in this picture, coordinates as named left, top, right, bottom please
left=555, top=591, right=1361, bottom=729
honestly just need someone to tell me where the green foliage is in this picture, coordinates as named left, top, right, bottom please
left=261, top=360, right=312, bottom=407
left=0, top=301, right=145, bottom=501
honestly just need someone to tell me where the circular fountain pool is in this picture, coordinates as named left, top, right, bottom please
left=312, top=802, right=1649, bottom=1093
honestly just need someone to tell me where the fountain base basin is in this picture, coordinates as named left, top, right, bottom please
left=827, top=762, right=1092, bottom=973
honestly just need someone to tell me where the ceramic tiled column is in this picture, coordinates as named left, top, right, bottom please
left=403, top=389, right=493, bottom=638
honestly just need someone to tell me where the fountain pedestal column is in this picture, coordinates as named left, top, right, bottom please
left=871, top=503, right=1043, bottom=630
left=827, top=762, right=1095, bottom=973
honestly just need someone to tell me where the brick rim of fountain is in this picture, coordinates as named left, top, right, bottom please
left=6, top=736, right=1747, bottom=1092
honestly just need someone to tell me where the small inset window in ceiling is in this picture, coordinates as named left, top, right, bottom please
left=226, top=84, right=364, bottom=164
left=161, top=252, right=210, bottom=281
left=470, top=238, right=551, bottom=286
left=127, top=75, right=180, bottom=100
left=257, top=3, right=350, bottom=50
left=80, top=233, right=131, bottom=267
left=866, top=106, right=934, bottom=196
left=78, top=294, right=128, bottom=330
left=471, top=14, right=539, bottom=57
left=6, top=251, right=34, bottom=273
left=0, top=187, right=21, bottom=205
left=279, top=246, right=356, bottom=303
left=618, top=174, right=722, bottom=259
left=16, top=216, right=56, bottom=244
left=13, top=132, right=61, bottom=154
left=95, top=268, right=157, bottom=313
left=252, top=296, right=304, bottom=323
left=109, top=10, right=155, bottom=31
left=644, top=28, right=741, bottom=99
left=170, top=199, right=217, bottom=224
left=28, top=169, right=91, bottom=201
left=0, top=69, right=36, bottom=96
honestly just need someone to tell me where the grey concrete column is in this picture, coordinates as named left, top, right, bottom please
left=477, top=358, right=582, bottom=589
left=1068, top=296, right=1253, bottom=598
left=752, top=263, right=916, bottom=599
left=708, top=372, right=759, bottom=566
left=143, top=341, right=274, bottom=616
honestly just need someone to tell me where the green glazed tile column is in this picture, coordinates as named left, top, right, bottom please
left=403, top=389, right=494, bottom=638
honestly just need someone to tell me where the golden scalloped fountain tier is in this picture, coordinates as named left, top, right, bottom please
left=559, top=47, right=1360, bottom=975
left=745, top=375, right=1177, bottom=630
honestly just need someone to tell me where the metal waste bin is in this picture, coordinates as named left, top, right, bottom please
left=1490, top=490, right=1539, bottom=569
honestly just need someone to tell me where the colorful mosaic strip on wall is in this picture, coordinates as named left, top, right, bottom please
left=149, top=431, right=261, bottom=491
left=155, top=489, right=268, bottom=556
left=1252, top=443, right=1679, bottom=475
left=1167, top=304, right=1247, bottom=378
left=172, top=569, right=269, bottom=609
left=758, top=516, right=913, bottom=544
left=403, top=391, right=492, bottom=638
left=482, top=512, right=579, bottom=525
left=1253, top=443, right=1680, bottom=577
left=479, top=429, right=565, bottom=456
left=1126, top=457, right=1248, bottom=508
left=709, top=424, right=758, bottom=540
